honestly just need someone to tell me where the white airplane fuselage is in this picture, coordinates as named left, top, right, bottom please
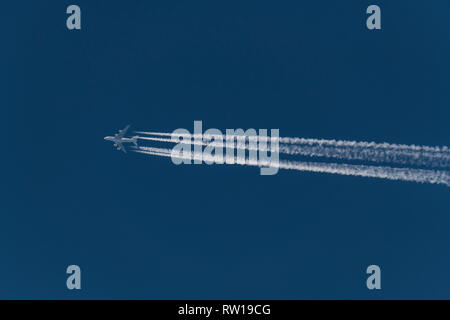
left=104, top=136, right=136, bottom=145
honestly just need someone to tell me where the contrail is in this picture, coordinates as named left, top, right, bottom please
left=135, top=131, right=450, bottom=153
left=136, top=134, right=450, bottom=168
left=279, top=145, right=450, bottom=168
left=132, top=146, right=450, bottom=187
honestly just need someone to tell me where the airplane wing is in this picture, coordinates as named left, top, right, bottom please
left=116, top=141, right=127, bottom=153
left=116, top=125, right=130, bottom=139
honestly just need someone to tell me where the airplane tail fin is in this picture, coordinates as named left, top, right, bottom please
left=132, top=136, right=139, bottom=147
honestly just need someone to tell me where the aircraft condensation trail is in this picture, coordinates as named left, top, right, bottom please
left=132, top=146, right=450, bottom=187
left=135, top=133, right=450, bottom=168
left=134, top=131, right=450, bottom=153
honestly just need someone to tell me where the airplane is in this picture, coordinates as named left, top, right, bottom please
left=104, top=125, right=138, bottom=153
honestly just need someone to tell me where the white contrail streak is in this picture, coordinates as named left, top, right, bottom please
left=279, top=145, right=450, bottom=168
left=136, top=134, right=450, bottom=168
left=132, top=146, right=450, bottom=187
left=135, top=131, right=450, bottom=153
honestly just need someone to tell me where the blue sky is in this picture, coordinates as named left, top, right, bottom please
left=1, top=0, right=449, bottom=299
